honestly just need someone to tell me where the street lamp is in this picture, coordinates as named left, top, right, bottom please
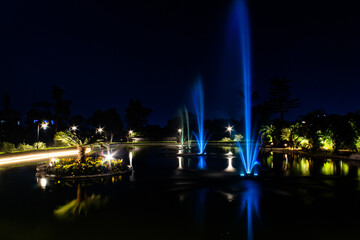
left=96, top=127, right=104, bottom=134
left=226, top=125, right=233, bottom=139
left=177, top=128, right=184, bottom=145
left=70, top=126, right=78, bottom=131
left=37, top=122, right=48, bottom=142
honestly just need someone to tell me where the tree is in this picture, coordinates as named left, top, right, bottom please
left=89, top=108, right=124, bottom=143
left=125, top=99, right=152, bottom=131
left=51, top=86, right=72, bottom=133
left=54, top=130, right=102, bottom=164
left=269, top=78, right=300, bottom=120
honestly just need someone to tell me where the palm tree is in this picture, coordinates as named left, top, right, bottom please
left=54, top=130, right=102, bottom=164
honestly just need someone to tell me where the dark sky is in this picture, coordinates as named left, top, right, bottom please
left=1, top=0, right=360, bottom=126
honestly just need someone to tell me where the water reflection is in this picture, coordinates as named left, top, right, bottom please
left=294, top=158, right=310, bottom=176
left=225, top=157, right=236, bottom=172
left=178, top=156, right=183, bottom=169
left=54, top=184, right=108, bottom=220
left=261, top=152, right=359, bottom=177
left=197, top=156, right=206, bottom=170
left=321, top=159, right=336, bottom=175
left=239, top=180, right=260, bottom=240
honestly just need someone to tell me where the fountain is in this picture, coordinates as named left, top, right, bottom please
left=229, top=0, right=261, bottom=175
left=192, top=80, right=209, bottom=155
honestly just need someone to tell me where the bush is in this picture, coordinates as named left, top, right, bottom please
left=52, top=157, right=126, bottom=176
left=234, top=134, right=243, bottom=141
left=17, top=143, right=35, bottom=151
left=221, top=137, right=231, bottom=142
left=33, top=142, right=46, bottom=149
left=1, top=142, right=16, bottom=153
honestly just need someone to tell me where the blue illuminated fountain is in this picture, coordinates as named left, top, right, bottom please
left=229, top=0, right=261, bottom=175
left=192, top=80, right=209, bottom=155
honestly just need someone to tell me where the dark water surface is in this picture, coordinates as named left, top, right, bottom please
left=1, top=145, right=360, bottom=240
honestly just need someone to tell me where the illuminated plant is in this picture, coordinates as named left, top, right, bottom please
left=54, top=130, right=103, bottom=164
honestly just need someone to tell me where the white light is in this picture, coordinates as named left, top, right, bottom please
left=226, top=126, right=233, bottom=132
left=240, top=173, right=245, bottom=177
left=105, top=153, right=114, bottom=161
left=97, top=127, right=104, bottom=133
left=40, top=178, right=47, bottom=189
left=129, top=130, right=133, bottom=134
left=177, top=129, right=182, bottom=133
left=41, top=123, right=48, bottom=129
left=71, top=126, right=77, bottom=131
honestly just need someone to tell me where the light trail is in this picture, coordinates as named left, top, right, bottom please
left=0, top=149, right=87, bottom=166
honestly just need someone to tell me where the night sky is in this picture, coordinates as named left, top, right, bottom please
left=1, top=0, right=360, bottom=126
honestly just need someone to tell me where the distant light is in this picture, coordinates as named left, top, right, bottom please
left=41, top=122, right=48, bottom=129
left=302, top=121, right=306, bottom=124
left=40, top=178, right=47, bottom=189
left=240, top=173, right=245, bottom=177
left=284, top=143, right=287, bottom=147
left=97, top=127, right=104, bottom=133
left=129, top=130, right=133, bottom=134
left=254, top=173, right=258, bottom=176
left=177, top=129, right=182, bottom=133
left=71, top=126, right=77, bottom=131
left=226, top=125, right=233, bottom=133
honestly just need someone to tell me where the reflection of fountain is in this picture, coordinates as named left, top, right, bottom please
left=184, top=107, right=192, bottom=150
left=229, top=0, right=261, bottom=175
left=239, top=180, right=260, bottom=240
left=225, top=157, right=236, bottom=172
left=54, top=184, right=108, bottom=220
left=192, top=80, right=208, bottom=155
left=197, top=156, right=207, bottom=170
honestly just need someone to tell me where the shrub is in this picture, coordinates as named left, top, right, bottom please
left=17, top=143, right=35, bottom=151
left=1, top=142, right=16, bottom=153
left=234, top=134, right=243, bottom=141
left=33, top=142, right=46, bottom=149
left=221, top=137, right=231, bottom=142
left=52, top=157, right=126, bottom=176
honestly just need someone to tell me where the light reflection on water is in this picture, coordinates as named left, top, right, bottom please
left=3, top=145, right=360, bottom=240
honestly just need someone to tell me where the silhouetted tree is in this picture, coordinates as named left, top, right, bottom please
left=125, top=99, right=152, bottom=132
left=51, top=86, right=71, bottom=132
left=269, top=78, right=300, bottom=120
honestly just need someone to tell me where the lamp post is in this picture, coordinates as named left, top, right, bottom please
left=70, top=126, right=78, bottom=131
left=37, top=122, right=48, bottom=142
left=226, top=125, right=233, bottom=139
left=96, top=127, right=104, bottom=134
left=177, top=128, right=183, bottom=145
left=128, top=130, right=133, bottom=142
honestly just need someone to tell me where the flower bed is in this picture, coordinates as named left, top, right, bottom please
left=51, top=157, right=127, bottom=177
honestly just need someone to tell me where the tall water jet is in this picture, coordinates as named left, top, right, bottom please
left=229, top=0, right=261, bottom=174
left=192, top=80, right=208, bottom=155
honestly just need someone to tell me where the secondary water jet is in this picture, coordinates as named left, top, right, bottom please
left=192, top=79, right=209, bottom=155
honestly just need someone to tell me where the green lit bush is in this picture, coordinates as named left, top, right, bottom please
left=52, top=157, right=127, bottom=177
left=17, top=143, right=35, bottom=151
left=0, top=142, right=16, bottom=153
left=33, top=141, right=46, bottom=149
